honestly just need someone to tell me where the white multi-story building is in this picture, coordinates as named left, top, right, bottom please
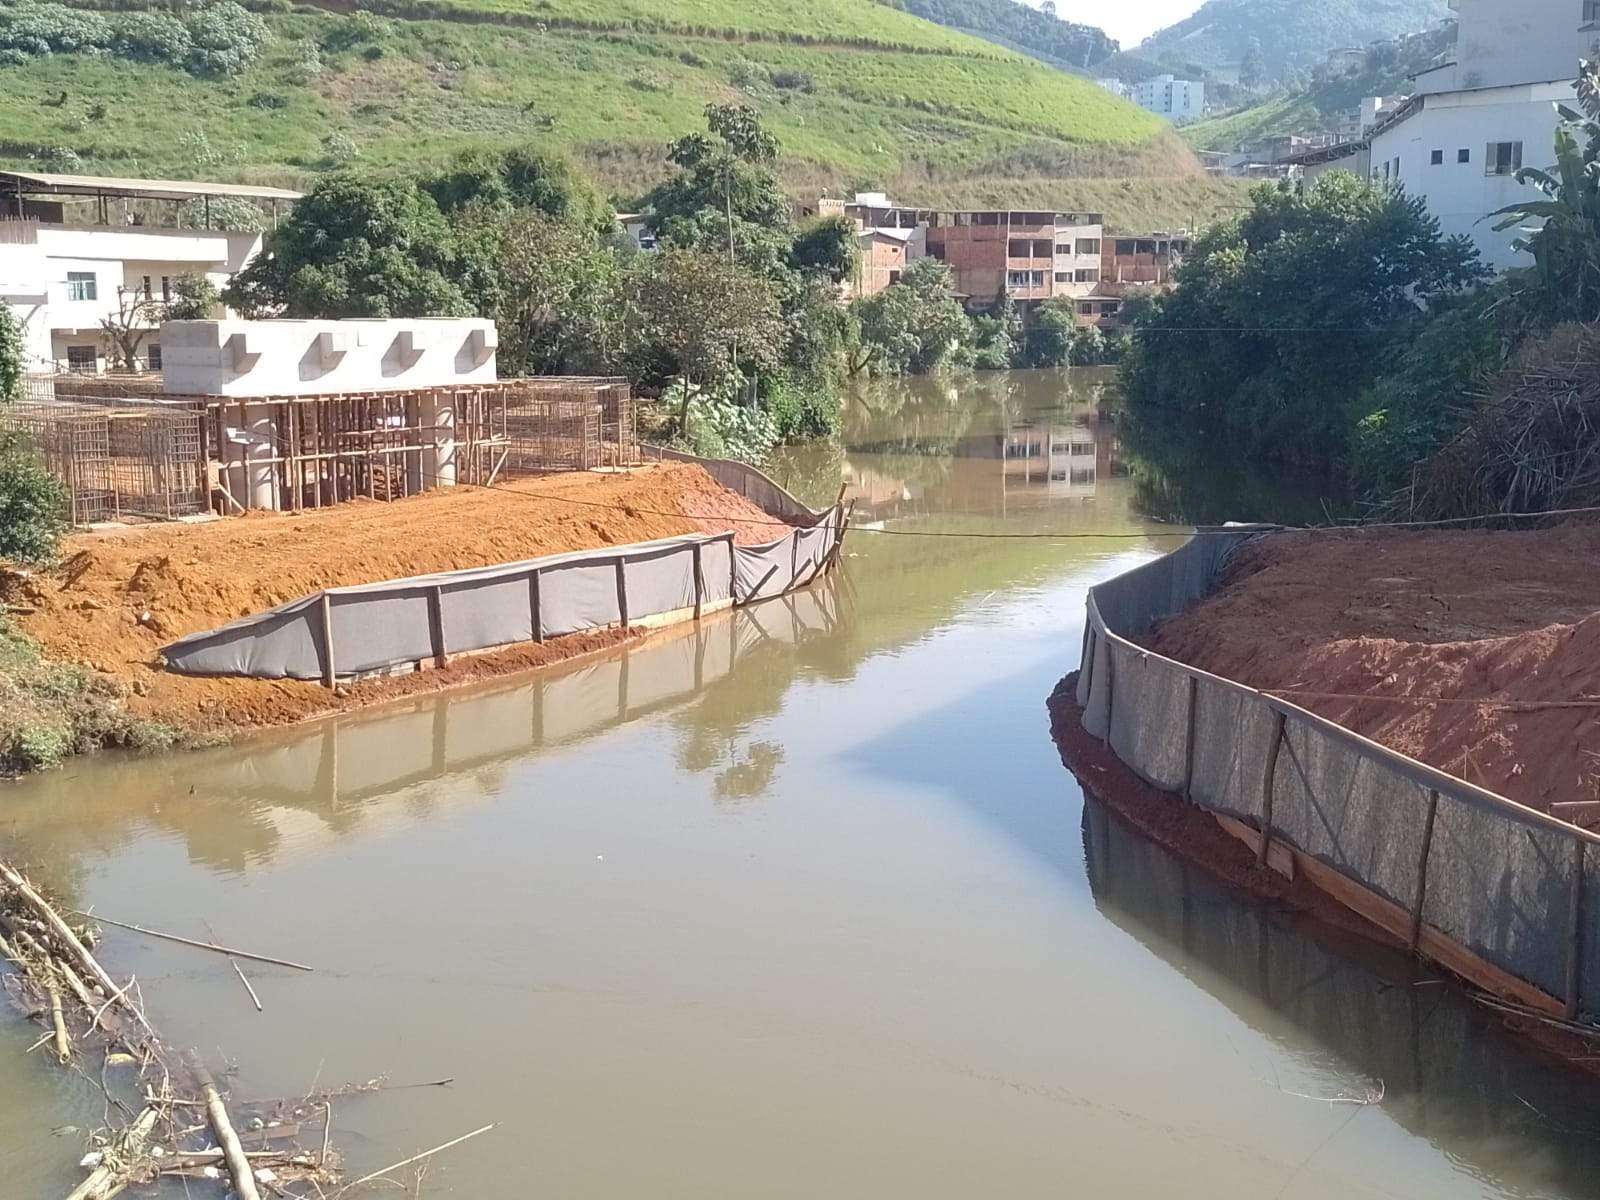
left=1131, top=75, right=1205, bottom=122
left=0, top=170, right=300, bottom=374
left=1368, top=0, right=1595, bottom=271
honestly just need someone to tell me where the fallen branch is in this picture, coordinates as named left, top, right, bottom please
left=47, top=982, right=69, bottom=1064
left=63, top=1106, right=159, bottom=1200
left=338, top=1123, right=496, bottom=1194
left=187, top=1053, right=263, bottom=1200
left=71, top=911, right=314, bottom=973
left=231, top=958, right=264, bottom=1013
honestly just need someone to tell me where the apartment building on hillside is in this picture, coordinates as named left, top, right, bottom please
left=1101, top=234, right=1190, bottom=287
left=0, top=170, right=299, bottom=373
left=1131, top=75, right=1205, bottom=122
left=923, top=210, right=1104, bottom=314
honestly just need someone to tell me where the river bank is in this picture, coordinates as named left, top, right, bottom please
left=0, top=463, right=790, bottom=755
left=1139, top=525, right=1600, bottom=818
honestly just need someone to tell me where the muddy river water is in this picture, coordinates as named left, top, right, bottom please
left=4, top=370, right=1600, bottom=1198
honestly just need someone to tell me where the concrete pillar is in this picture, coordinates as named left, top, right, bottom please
left=244, top=401, right=277, bottom=510
left=422, top=390, right=456, bottom=490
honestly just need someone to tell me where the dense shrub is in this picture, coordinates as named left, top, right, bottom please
left=0, top=0, right=267, bottom=76
left=0, top=435, right=68, bottom=565
left=0, top=305, right=22, bottom=403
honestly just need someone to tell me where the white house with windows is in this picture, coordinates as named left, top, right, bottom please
left=1131, top=75, right=1205, bottom=122
left=0, top=170, right=299, bottom=374
left=1368, top=0, right=1597, bottom=270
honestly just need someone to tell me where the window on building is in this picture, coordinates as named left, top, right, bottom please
left=146, top=342, right=161, bottom=370
left=1055, top=271, right=1070, bottom=283
left=1458, top=148, right=1471, bottom=164
left=1032, top=239, right=1053, bottom=258
left=1075, top=268, right=1099, bottom=282
left=1430, top=149, right=1444, bottom=165
left=66, top=271, right=97, bottom=302
left=1077, top=301, right=1094, bottom=314
left=1056, top=243, right=1072, bottom=256
left=1585, top=0, right=1600, bottom=26
left=1008, top=239, right=1031, bottom=257
left=65, top=345, right=97, bottom=371
left=1486, top=141, right=1522, bottom=176
left=1115, top=239, right=1136, bottom=256
left=1030, top=271, right=1046, bottom=287
left=1076, top=238, right=1101, bottom=255
left=141, top=274, right=153, bottom=299
left=1008, top=271, right=1029, bottom=288
left=926, top=240, right=945, bottom=259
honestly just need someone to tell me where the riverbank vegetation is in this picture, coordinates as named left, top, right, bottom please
left=1124, top=60, right=1600, bottom=520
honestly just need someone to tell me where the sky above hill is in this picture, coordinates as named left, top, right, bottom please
left=1028, top=0, right=1202, bottom=48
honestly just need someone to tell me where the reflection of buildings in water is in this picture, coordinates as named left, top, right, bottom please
left=1080, top=798, right=1600, bottom=1195
left=841, top=412, right=1123, bottom=520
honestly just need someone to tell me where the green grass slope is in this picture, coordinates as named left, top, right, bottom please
left=0, top=0, right=1243, bottom=229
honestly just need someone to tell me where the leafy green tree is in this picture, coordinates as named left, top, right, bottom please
left=789, top=216, right=859, bottom=284
left=164, top=273, right=220, bottom=321
left=223, top=175, right=470, bottom=318
left=421, top=147, right=611, bottom=233
left=1019, top=297, right=1077, bottom=367
left=461, top=208, right=622, bottom=376
left=0, top=305, right=23, bottom=402
left=1491, top=58, right=1600, bottom=325
left=1122, top=171, right=1485, bottom=465
left=0, top=438, right=67, bottom=564
left=850, top=259, right=973, bottom=374
left=623, top=249, right=785, bottom=426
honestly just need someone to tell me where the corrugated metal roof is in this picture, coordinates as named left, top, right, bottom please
left=0, top=170, right=302, bottom=203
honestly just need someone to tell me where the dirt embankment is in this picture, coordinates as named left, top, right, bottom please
left=1140, top=526, right=1600, bottom=816
left=0, top=464, right=789, bottom=733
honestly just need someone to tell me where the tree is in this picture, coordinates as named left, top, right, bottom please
left=0, top=305, right=23, bottom=402
left=1239, top=42, right=1266, bottom=91
left=1020, top=297, right=1078, bottom=367
left=1491, top=58, right=1600, bottom=325
left=222, top=175, right=469, bottom=318
left=789, top=216, right=859, bottom=285
left=462, top=208, right=621, bottom=377
left=1122, top=171, right=1486, bottom=466
left=421, top=147, right=611, bottom=233
left=623, top=250, right=785, bottom=426
left=164, top=273, right=219, bottom=321
left=850, top=259, right=973, bottom=374
left=99, top=287, right=165, bottom=371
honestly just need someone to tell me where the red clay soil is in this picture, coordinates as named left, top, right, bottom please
left=1140, top=526, right=1600, bottom=817
left=0, top=463, right=789, bottom=733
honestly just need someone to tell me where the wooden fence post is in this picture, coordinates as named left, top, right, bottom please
left=1568, top=839, right=1588, bottom=1020
left=1182, top=673, right=1198, bottom=802
left=319, top=591, right=337, bottom=689
left=427, top=585, right=447, bottom=669
left=1409, top=789, right=1439, bottom=954
left=615, top=557, right=629, bottom=629
left=692, top=543, right=703, bottom=621
left=1258, top=712, right=1287, bottom=868
left=528, top=569, right=542, bottom=643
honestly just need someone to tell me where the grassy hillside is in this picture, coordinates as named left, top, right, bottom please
left=0, top=0, right=1230, bottom=229
left=1136, top=0, right=1450, bottom=77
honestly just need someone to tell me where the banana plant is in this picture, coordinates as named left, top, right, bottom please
left=1490, top=59, right=1600, bottom=321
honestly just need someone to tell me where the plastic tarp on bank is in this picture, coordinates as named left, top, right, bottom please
left=163, top=452, right=845, bottom=682
left=1077, top=529, right=1600, bottom=1024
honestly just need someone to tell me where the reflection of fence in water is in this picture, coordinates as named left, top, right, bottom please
left=188, top=584, right=841, bottom=818
left=1081, top=797, right=1600, bottom=1187
left=1079, top=530, right=1600, bottom=1025
left=2, top=399, right=206, bottom=523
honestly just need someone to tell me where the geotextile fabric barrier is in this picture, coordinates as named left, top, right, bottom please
left=1078, top=529, right=1600, bottom=1024
left=162, top=455, right=845, bottom=683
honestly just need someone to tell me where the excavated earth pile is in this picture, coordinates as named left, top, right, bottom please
left=1140, top=525, right=1600, bottom=816
left=0, top=464, right=790, bottom=732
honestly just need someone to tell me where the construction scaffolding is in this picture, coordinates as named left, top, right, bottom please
left=9, top=376, right=641, bottom=524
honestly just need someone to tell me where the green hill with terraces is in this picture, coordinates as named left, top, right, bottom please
left=0, top=0, right=1248, bottom=230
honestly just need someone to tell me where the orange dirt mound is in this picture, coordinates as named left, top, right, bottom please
left=4, top=463, right=791, bottom=733
left=1141, top=526, right=1600, bottom=816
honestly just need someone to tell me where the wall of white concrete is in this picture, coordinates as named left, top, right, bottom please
left=160, top=319, right=499, bottom=397
left=1455, top=0, right=1594, bottom=90
left=1370, top=81, right=1571, bottom=271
